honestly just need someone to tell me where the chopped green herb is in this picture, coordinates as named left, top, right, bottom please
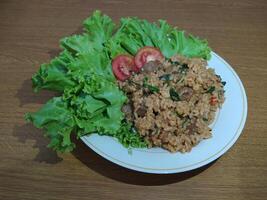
left=182, top=116, right=190, bottom=128
left=165, top=58, right=180, bottom=65
left=182, top=63, right=188, bottom=68
left=171, top=61, right=180, bottom=65
left=175, top=111, right=184, bottom=118
left=216, top=75, right=222, bottom=80
left=203, top=118, right=208, bottom=122
left=170, top=88, right=181, bottom=101
left=143, top=77, right=148, bottom=82
left=159, top=74, right=172, bottom=81
left=143, top=77, right=159, bottom=93
left=178, top=63, right=189, bottom=74
left=146, top=85, right=160, bottom=93
left=206, top=86, right=215, bottom=93
left=128, top=79, right=142, bottom=88
left=176, top=76, right=185, bottom=84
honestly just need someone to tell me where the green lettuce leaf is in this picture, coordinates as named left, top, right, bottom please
left=60, top=34, right=94, bottom=56
left=107, top=17, right=211, bottom=59
left=33, top=10, right=115, bottom=93
left=83, top=10, right=115, bottom=51
left=32, top=50, right=75, bottom=92
left=65, top=65, right=127, bottom=136
left=25, top=97, right=76, bottom=152
left=68, top=50, right=115, bottom=82
left=100, top=121, right=148, bottom=148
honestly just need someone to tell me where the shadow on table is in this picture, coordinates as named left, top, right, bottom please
left=15, top=24, right=80, bottom=163
left=47, top=26, right=83, bottom=58
left=14, top=78, right=62, bottom=164
left=13, top=124, right=63, bottom=164
left=72, top=137, right=217, bottom=186
left=15, top=79, right=58, bottom=106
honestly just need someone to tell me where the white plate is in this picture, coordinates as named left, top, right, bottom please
left=81, top=52, right=248, bottom=174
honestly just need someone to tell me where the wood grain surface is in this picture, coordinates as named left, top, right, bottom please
left=0, top=0, right=266, bottom=199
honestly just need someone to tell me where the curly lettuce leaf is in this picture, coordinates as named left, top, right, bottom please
left=83, top=10, right=115, bottom=51
left=107, top=17, right=211, bottom=60
left=25, top=97, right=75, bottom=152
left=98, top=121, right=148, bottom=148
left=68, top=50, right=115, bottom=82
left=32, top=50, right=75, bottom=92
left=171, top=30, right=211, bottom=60
left=33, top=10, right=115, bottom=93
left=60, top=34, right=94, bottom=56
left=65, top=71, right=126, bottom=137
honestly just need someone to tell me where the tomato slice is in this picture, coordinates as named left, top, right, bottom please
left=134, top=46, right=164, bottom=71
left=112, top=55, right=135, bottom=81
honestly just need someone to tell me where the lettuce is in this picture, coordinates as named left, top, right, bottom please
left=32, top=50, right=75, bottom=92
left=25, top=97, right=76, bottom=152
left=107, top=18, right=211, bottom=60
left=83, top=10, right=115, bottom=51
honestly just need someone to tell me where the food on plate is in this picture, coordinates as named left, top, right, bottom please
left=119, top=54, right=225, bottom=152
left=25, top=10, right=224, bottom=153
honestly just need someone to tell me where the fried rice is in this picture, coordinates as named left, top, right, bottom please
left=119, top=55, right=225, bottom=153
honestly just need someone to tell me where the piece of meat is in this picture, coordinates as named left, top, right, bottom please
left=142, top=60, right=161, bottom=73
left=136, top=105, right=147, bottom=118
left=179, top=86, right=194, bottom=101
left=121, top=103, right=133, bottom=121
left=186, top=118, right=198, bottom=135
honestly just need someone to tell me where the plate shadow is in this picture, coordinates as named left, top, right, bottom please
left=72, top=137, right=218, bottom=186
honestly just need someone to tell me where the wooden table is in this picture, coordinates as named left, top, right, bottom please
left=0, top=0, right=266, bottom=199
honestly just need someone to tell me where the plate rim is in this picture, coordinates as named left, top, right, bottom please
left=81, top=51, right=248, bottom=174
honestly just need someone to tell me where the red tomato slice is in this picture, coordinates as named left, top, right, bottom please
left=112, top=55, right=135, bottom=81
left=134, top=46, right=164, bottom=71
